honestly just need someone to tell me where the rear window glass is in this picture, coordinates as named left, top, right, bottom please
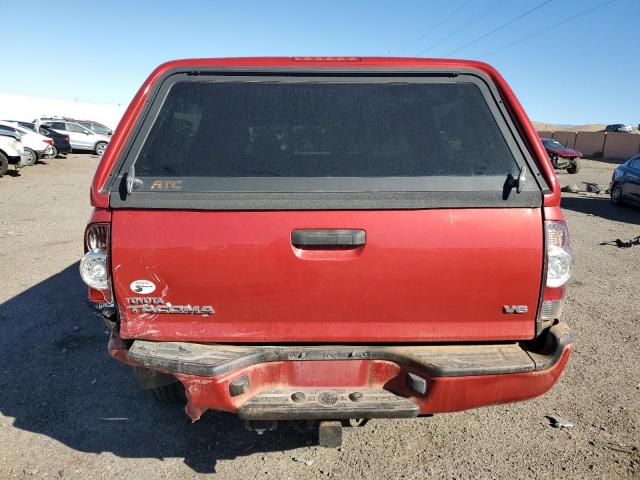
left=132, top=79, right=525, bottom=191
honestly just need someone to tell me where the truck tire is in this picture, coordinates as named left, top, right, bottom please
left=0, top=152, right=8, bottom=176
left=95, top=142, right=107, bottom=156
left=23, top=148, right=37, bottom=166
left=149, top=382, right=186, bottom=404
left=567, top=158, right=581, bottom=174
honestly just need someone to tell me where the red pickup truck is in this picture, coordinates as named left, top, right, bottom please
left=81, top=57, right=573, bottom=446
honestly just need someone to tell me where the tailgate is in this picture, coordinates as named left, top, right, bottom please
left=111, top=208, right=542, bottom=342
left=107, top=70, right=547, bottom=343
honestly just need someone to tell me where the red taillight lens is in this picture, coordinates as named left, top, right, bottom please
left=540, top=286, right=565, bottom=321
left=64, top=136, right=69, bottom=142
left=44, top=139, right=54, bottom=145
left=85, top=223, right=109, bottom=253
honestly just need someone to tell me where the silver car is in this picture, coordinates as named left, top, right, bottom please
left=40, top=119, right=110, bottom=155
left=76, top=120, right=113, bottom=136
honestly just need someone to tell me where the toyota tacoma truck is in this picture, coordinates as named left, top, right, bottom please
left=81, top=57, right=573, bottom=446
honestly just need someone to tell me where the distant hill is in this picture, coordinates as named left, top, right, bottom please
left=533, top=121, right=604, bottom=132
left=533, top=121, right=639, bottom=133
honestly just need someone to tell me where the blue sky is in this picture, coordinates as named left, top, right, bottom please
left=2, top=0, right=638, bottom=125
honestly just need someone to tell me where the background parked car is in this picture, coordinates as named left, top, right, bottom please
left=610, top=154, right=640, bottom=207
left=0, top=132, right=27, bottom=176
left=39, top=119, right=110, bottom=155
left=0, top=121, right=53, bottom=166
left=541, top=138, right=582, bottom=174
left=605, top=124, right=633, bottom=133
left=75, top=120, right=113, bottom=136
left=9, top=121, right=72, bottom=158
left=37, top=117, right=113, bottom=136
left=39, top=126, right=72, bottom=157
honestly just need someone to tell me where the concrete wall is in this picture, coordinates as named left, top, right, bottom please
left=537, top=130, right=640, bottom=159
left=552, top=131, right=576, bottom=148
left=575, top=132, right=606, bottom=157
left=603, top=132, right=640, bottom=160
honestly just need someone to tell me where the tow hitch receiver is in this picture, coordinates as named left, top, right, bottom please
left=238, top=388, right=419, bottom=421
left=244, top=419, right=365, bottom=448
left=318, top=421, right=343, bottom=448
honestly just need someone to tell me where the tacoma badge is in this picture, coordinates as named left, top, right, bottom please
left=126, top=297, right=215, bottom=315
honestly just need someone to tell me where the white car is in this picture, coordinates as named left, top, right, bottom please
left=40, top=119, right=109, bottom=155
left=0, top=121, right=54, bottom=166
left=605, top=124, right=633, bottom=133
left=0, top=133, right=28, bottom=176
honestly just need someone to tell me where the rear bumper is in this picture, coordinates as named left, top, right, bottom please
left=112, top=323, right=572, bottom=421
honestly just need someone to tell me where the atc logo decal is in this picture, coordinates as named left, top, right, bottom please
left=129, top=279, right=156, bottom=295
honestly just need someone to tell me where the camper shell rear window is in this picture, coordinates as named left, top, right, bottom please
left=109, top=71, right=546, bottom=210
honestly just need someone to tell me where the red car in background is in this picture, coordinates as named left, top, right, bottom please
left=541, top=138, right=582, bottom=174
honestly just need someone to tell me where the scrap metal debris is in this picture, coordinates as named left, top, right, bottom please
left=560, top=182, right=606, bottom=194
left=292, top=456, right=314, bottom=466
left=561, top=184, right=580, bottom=193
left=547, top=415, right=574, bottom=428
left=602, top=442, right=638, bottom=454
left=585, top=183, right=602, bottom=194
left=600, top=236, right=640, bottom=248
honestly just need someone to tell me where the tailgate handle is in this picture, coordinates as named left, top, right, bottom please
left=291, top=229, right=366, bottom=247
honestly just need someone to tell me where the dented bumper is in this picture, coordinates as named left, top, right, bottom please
left=110, top=323, right=572, bottom=421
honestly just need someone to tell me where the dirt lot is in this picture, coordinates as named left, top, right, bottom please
left=0, top=154, right=638, bottom=479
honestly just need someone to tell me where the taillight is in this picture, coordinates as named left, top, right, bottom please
left=44, top=139, right=54, bottom=145
left=64, top=136, right=69, bottom=142
left=545, top=221, right=572, bottom=288
left=539, top=285, right=565, bottom=321
left=80, top=223, right=111, bottom=292
left=540, top=221, right=572, bottom=324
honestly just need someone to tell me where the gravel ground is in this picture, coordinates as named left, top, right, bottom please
left=0, top=154, right=638, bottom=479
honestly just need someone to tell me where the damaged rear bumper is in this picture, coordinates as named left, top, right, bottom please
left=111, top=323, right=572, bottom=421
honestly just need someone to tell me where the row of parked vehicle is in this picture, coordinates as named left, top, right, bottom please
left=0, top=117, right=112, bottom=177
left=540, top=135, right=640, bottom=208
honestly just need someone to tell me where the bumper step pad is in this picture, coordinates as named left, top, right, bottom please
left=238, top=388, right=419, bottom=420
left=127, top=324, right=572, bottom=378
left=129, top=341, right=536, bottom=377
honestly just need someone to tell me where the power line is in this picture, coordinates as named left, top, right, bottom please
left=445, top=0, right=554, bottom=56
left=394, top=1, right=471, bottom=55
left=479, top=0, right=618, bottom=58
left=415, top=0, right=510, bottom=56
